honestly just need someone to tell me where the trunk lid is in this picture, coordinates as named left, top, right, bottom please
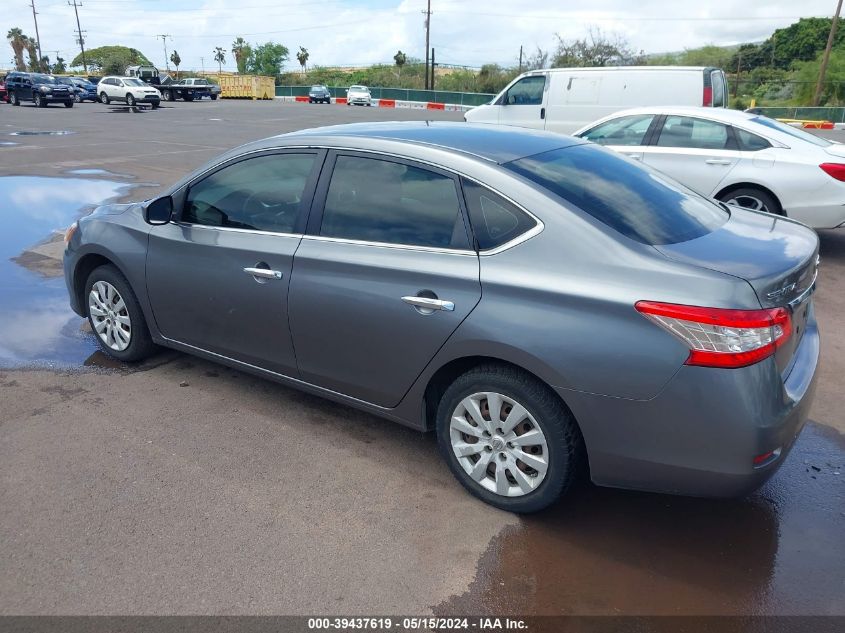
left=655, top=208, right=819, bottom=373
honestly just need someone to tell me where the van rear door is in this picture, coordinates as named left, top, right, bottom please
left=496, top=73, right=548, bottom=131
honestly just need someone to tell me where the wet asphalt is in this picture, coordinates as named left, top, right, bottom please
left=0, top=100, right=842, bottom=617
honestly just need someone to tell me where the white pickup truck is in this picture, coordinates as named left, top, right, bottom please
left=181, top=77, right=222, bottom=100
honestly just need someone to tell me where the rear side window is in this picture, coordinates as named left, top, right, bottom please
left=321, top=155, right=468, bottom=249
left=504, top=144, right=728, bottom=246
left=581, top=114, right=656, bottom=146
left=462, top=180, right=537, bottom=250
left=734, top=128, right=771, bottom=151
left=502, top=75, right=545, bottom=105
left=657, top=116, right=732, bottom=150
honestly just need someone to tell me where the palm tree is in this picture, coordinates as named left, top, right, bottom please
left=213, top=46, right=226, bottom=74
left=7, top=28, right=27, bottom=71
left=170, top=50, right=181, bottom=79
left=24, top=37, right=39, bottom=72
left=296, top=46, right=309, bottom=74
left=231, top=37, right=248, bottom=74
left=394, top=50, right=407, bottom=78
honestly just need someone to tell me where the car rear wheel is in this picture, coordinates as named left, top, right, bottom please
left=85, top=265, right=156, bottom=362
left=11, top=92, right=20, bottom=106
left=64, top=100, right=73, bottom=108
left=100, top=92, right=110, bottom=104
left=126, top=93, right=136, bottom=107
left=718, top=187, right=782, bottom=216
left=210, top=94, right=217, bottom=100
left=436, top=365, right=582, bottom=513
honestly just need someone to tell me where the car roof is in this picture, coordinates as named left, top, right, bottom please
left=594, top=106, right=755, bottom=122
left=271, top=121, right=585, bottom=164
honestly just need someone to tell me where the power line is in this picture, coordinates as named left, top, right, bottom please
left=68, top=0, right=87, bottom=73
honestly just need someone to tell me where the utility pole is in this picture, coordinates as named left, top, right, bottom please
left=518, top=45, right=523, bottom=73
left=69, top=0, right=87, bottom=73
left=422, top=0, right=431, bottom=90
left=29, top=0, right=44, bottom=71
left=157, top=34, right=172, bottom=71
left=733, top=50, right=741, bottom=98
left=200, top=56, right=205, bottom=75
left=814, top=0, right=844, bottom=106
left=430, top=47, right=435, bottom=90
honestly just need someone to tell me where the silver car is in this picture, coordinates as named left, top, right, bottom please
left=63, top=123, right=820, bottom=513
left=346, top=85, right=372, bottom=106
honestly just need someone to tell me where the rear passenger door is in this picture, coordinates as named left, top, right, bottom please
left=641, top=115, right=741, bottom=196
left=288, top=152, right=481, bottom=408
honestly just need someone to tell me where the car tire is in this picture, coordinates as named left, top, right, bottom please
left=184, top=93, right=194, bottom=102
left=64, top=100, right=73, bottom=108
left=210, top=94, right=217, bottom=100
left=126, top=93, right=136, bottom=107
left=11, top=92, right=20, bottom=106
left=718, top=187, right=783, bottom=216
left=436, top=364, right=582, bottom=513
left=163, top=91, right=172, bottom=102
left=100, top=92, right=110, bottom=104
left=151, top=101, right=159, bottom=109
left=35, top=93, right=45, bottom=107
left=85, top=265, right=156, bottom=363
left=74, top=93, right=82, bottom=103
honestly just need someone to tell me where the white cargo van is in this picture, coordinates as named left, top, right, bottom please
left=464, top=66, right=728, bottom=135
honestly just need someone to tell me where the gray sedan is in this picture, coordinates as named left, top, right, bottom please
left=63, top=122, right=820, bottom=512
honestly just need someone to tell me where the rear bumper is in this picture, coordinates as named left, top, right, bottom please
left=561, top=307, right=820, bottom=497
left=786, top=202, right=845, bottom=229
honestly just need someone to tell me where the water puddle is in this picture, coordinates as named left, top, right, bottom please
left=0, top=176, right=131, bottom=368
left=435, top=422, right=845, bottom=616
left=9, top=130, right=75, bottom=137
left=0, top=141, right=19, bottom=146
left=67, top=168, right=133, bottom=178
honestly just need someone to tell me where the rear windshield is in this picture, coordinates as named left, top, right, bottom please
left=750, top=116, right=832, bottom=147
left=505, top=144, right=728, bottom=245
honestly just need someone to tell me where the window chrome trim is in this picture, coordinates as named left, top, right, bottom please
left=301, top=234, right=476, bottom=256
left=171, top=221, right=302, bottom=239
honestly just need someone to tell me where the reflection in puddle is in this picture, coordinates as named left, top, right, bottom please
left=0, top=176, right=130, bottom=367
left=9, top=130, right=76, bottom=136
left=67, top=168, right=133, bottom=178
left=435, top=423, right=845, bottom=616
left=0, top=141, right=19, bottom=146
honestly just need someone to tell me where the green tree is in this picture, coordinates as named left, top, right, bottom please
left=394, top=49, right=407, bottom=77
left=296, top=46, right=309, bottom=73
left=247, top=42, right=288, bottom=76
left=70, top=45, right=151, bottom=71
left=793, top=48, right=845, bottom=105
left=6, top=27, right=28, bottom=71
left=231, top=37, right=251, bottom=74
left=214, top=46, right=226, bottom=73
left=25, top=37, right=39, bottom=71
left=52, top=56, right=66, bottom=74
left=170, top=49, right=181, bottom=78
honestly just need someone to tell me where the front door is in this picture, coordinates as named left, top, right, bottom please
left=641, top=114, right=740, bottom=197
left=497, top=74, right=548, bottom=131
left=289, top=152, right=482, bottom=408
left=146, top=151, right=322, bottom=376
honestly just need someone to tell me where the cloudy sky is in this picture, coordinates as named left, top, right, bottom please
left=4, top=0, right=841, bottom=73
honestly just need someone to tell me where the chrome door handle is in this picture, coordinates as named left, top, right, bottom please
left=401, top=296, right=455, bottom=312
left=705, top=159, right=732, bottom=165
left=243, top=267, right=282, bottom=280
left=624, top=154, right=642, bottom=161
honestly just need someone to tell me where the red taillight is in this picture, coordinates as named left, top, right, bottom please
left=635, top=301, right=792, bottom=369
left=702, top=86, right=713, bottom=107
left=819, top=162, right=845, bottom=181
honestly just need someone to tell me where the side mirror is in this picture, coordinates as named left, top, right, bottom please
left=144, top=196, right=173, bottom=225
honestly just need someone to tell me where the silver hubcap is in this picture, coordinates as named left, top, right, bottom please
left=725, top=195, right=769, bottom=213
left=450, top=392, right=549, bottom=497
left=88, top=281, right=131, bottom=352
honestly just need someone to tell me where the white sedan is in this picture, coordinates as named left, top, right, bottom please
left=573, top=106, right=845, bottom=229
left=98, top=76, right=161, bottom=108
left=346, top=85, right=372, bottom=106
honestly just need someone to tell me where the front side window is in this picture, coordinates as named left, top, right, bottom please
left=124, top=78, right=145, bottom=87
left=183, top=153, right=316, bottom=233
left=505, top=144, right=728, bottom=246
left=321, top=155, right=467, bottom=249
left=581, top=114, right=656, bottom=146
left=657, top=116, right=732, bottom=150
left=462, top=180, right=537, bottom=250
left=503, top=75, right=545, bottom=105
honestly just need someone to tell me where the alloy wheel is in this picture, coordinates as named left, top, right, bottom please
left=88, top=281, right=132, bottom=352
left=449, top=392, right=549, bottom=497
left=725, top=195, right=769, bottom=213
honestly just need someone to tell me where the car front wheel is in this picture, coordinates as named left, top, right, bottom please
left=126, top=93, right=136, bottom=106
left=64, top=100, right=73, bottom=108
left=11, top=92, right=20, bottom=106
left=85, top=265, right=156, bottom=362
left=436, top=365, right=582, bottom=513
left=100, top=92, right=110, bottom=104
left=74, top=93, right=82, bottom=103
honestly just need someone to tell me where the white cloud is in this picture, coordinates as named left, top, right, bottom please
left=5, top=0, right=837, bottom=74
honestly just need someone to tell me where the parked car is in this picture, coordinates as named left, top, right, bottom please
left=0, top=75, right=7, bottom=103
left=6, top=72, right=74, bottom=107
left=573, top=106, right=845, bottom=229
left=63, top=122, right=819, bottom=513
left=308, top=85, right=331, bottom=104
left=98, top=76, right=161, bottom=108
left=181, top=77, right=221, bottom=100
left=56, top=76, right=98, bottom=103
left=346, top=85, right=372, bottom=106
left=465, top=66, right=728, bottom=135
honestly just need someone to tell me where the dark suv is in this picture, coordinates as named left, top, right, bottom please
left=6, top=72, right=74, bottom=108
